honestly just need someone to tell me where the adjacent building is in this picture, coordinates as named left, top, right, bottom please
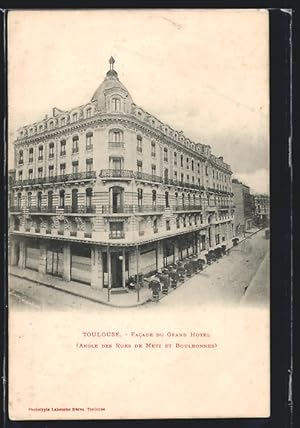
left=253, top=194, right=270, bottom=226
left=232, top=179, right=254, bottom=235
left=9, top=58, right=235, bottom=289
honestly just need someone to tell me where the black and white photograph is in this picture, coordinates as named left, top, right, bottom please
left=7, top=9, right=270, bottom=420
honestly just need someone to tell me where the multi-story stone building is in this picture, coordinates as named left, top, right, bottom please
left=9, top=57, right=235, bottom=289
left=253, top=194, right=270, bottom=226
left=232, top=179, right=254, bottom=235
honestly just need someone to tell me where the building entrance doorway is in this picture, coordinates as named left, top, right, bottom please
left=46, top=247, right=63, bottom=277
left=111, top=253, right=123, bottom=288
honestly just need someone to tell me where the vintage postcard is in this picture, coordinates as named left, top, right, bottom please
left=7, top=9, right=270, bottom=420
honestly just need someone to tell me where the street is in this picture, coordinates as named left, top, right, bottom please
left=9, top=230, right=269, bottom=311
left=9, top=277, right=112, bottom=311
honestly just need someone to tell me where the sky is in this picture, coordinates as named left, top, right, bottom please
left=8, top=9, right=269, bottom=194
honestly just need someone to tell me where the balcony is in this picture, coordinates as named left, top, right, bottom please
left=109, top=231, right=125, bottom=239
left=28, top=206, right=57, bottom=214
left=64, top=205, right=96, bottom=215
left=108, top=141, right=124, bottom=149
left=173, top=204, right=202, bottom=212
left=135, top=171, right=163, bottom=184
left=153, top=228, right=158, bottom=234
left=136, top=205, right=165, bottom=213
left=58, top=230, right=64, bottom=236
left=9, top=205, right=22, bottom=213
left=100, top=169, right=135, bottom=179
left=206, top=205, right=217, bottom=211
left=86, top=144, right=93, bottom=151
left=84, top=232, right=92, bottom=239
left=102, top=205, right=135, bottom=214
left=46, top=229, right=52, bottom=234
left=218, top=205, right=230, bottom=210
left=70, top=231, right=77, bottom=237
left=139, top=230, right=145, bottom=236
left=72, top=148, right=79, bottom=154
left=12, top=171, right=97, bottom=187
left=35, top=228, right=40, bottom=233
left=49, top=153, right=54, bottom=159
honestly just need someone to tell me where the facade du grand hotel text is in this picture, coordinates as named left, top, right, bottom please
left=9, top=58, right=235, bottom=289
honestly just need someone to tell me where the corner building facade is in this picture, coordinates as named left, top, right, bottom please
left=9, top=58, right=235, bottom=289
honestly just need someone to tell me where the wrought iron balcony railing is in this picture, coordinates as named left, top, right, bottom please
left=109, top=231, right=125, bottom=239
left=135, top=171, right=163, bottom=183
left=12, top=171, right=96, bottom=187
left=70, top=231, right=77, bottom=237
left=173, top=204, right=203, bottom=211
left=28, top=206, right=57, bottom=213
left=9, top=205, right=22, bottom=212
left=100, top=169, right=135, bottom=179
left=84, top=232, right=92, bottom=238
left=64, top=205, right=96, bottom=214
left=102, top=205, right=135, bottom=214
left=108, top=141, right=124, bottom=149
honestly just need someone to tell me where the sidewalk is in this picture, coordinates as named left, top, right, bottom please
left=9, top=227, right=265, bottom=308
left=8, top=266, right=152, bottom=308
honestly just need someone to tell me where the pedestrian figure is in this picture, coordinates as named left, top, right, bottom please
left=170, top=268, right=178, bottom=289
left=149, top=277, right=161, bottom=302
left=161, top=268, right=170, bottom=295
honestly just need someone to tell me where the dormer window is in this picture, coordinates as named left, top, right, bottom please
left=39, top=125, right=43, bottom=133
left=61, top=117, right=66, bottom=126
left=112, top=98, right=121, bottom=112
left=49, top=121, right=54, bottom=130
left=72, top=113, right=78, bottom=122
left=86, top=108, right=92, bottom=118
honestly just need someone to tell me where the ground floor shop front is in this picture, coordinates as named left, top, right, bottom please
left=10, top=222, right=233, bottom=289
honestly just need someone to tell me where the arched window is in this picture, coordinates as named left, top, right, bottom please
left=37, top=191, right=42, bottom=210
left=151, top=141, right=156, bottom=157
left=72, top=135, right=79, bottom=153
left=137, top=188, right=143, bottom=208
left=27, top=192, right=32, bottom=208
left=163, top=147, right=168, bottom=162
left=18, top=150, right=23, bottom=165
left=49, top=142, right=54, bottom=158
left=38, top=145, right=43, bottom=160
left=59, top=190, right=65, bottom=209
left=86, top=132, right=93, bottom=150
left=165, top=191, right=169, bottom=208
left=72, top=189, right=78, bottom=213
left=109, top=129, right=123, bottom=143
left=86, top=188, right=93, bottom=212
left=86, top=107, right=92, bottom=118
left=174, top=152, right=177, bottom=165
left=17, top=193, right=22, bottom=209
left=112, top=98, right=121, bottom=112
left=29, top=148, right=34, bottom=163
left=49, top=121, right=54, bottom=130
left=152, top=190, right=157, bottom=207
left=136, top=135, right=142, bottom=152
left=60, top=139, right=66, bottom=156
left=48, top=191, right=53, bottom=211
